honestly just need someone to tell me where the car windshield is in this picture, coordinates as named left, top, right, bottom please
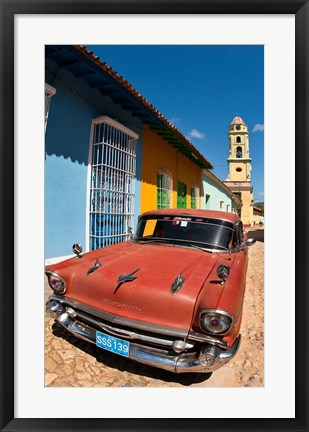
left=133, top=215, right=234, bottom=251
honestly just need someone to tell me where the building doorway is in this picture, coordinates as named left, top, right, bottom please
left=88, top=117, right=138, bottom=250
left=177, top=181, right=187, bottom=208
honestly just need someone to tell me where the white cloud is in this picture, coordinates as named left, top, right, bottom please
left=252, top=124, right=264, bottom=132
left=169, top=117, right=181, bottom=125
left=188, top=129, right=205, bottom=139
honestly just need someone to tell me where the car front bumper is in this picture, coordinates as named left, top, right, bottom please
left=46, top=298, right=241, bottom=373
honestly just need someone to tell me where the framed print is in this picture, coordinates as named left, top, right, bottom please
left=1, top=1, right=308, bottom=431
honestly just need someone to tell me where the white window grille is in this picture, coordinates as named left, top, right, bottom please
left=88, top=117, right=138, bottom=250
left=157, top=168, right=173, bottom=209
left=45, top=83, right=56, bottom=130
left=220, top=200, right=225, bottom=210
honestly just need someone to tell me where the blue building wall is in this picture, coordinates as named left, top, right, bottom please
left=201, top=173, right=232, bottom=211
left=45, top=60, right=143, bottom=258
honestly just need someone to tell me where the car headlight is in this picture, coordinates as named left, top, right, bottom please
left=46, top=271, right=66, bottom=294
left=200, top=310, right=233, bottom=335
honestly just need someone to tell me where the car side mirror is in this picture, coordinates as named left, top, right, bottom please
left=72, top=243, right=83, bottom=258
left=246, top=238, right=256, bottom=247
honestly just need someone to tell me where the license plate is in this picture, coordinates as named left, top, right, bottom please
left=96, top=331, right=130, bottom=357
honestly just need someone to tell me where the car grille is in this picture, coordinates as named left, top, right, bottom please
left=50, top=295, right=195, bottom=352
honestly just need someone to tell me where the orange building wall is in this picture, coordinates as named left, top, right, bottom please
left=141, top=126, right=202, bottom=213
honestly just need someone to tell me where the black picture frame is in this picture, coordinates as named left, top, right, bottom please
left=1, top=1, right=308, bottom=431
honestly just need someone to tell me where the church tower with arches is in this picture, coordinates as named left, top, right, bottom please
left=224, top=116, right=254, bottom=226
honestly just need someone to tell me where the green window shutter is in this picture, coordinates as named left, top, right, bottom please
left=157, top=173, right=169, bottom=209
left=157, top=174, right=162, bottom=208
left=191, top=188, right=196, bottom=209
left=177, top=182, right=187, bottom=208
left=157, top=172, right=173, bottom=209
left=162, top=190, right=168, bottom=208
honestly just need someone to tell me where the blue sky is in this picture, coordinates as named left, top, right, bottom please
left=87, top=45, right=264, bottom=203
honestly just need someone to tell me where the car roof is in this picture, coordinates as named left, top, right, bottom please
left=140, top=208, right=240, bottom=224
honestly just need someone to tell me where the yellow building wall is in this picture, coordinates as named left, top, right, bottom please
left=240, top=190, right=254, bottom=226
left=230, top=162, right=247, bottom=181
left=140, top=126, right=202, bottom=213
left=252, top=213, right=264, bottom=225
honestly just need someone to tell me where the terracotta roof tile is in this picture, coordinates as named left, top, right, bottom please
left=74, top=45, right=213, bottom=169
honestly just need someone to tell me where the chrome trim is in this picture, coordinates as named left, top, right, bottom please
left=117, top=267, right=140, bottom=284
left=49, top=294, right=188, bottom=339
left=87, top=259, right=102, bottom=276
left=132, top=239, right=229, bottom=254
left=55, top=312, right=241, bottom=373
left=246, top=238, right=256, bottom=247
left=142, top=213, right=236, bottom=226
left=199, top=346, right=221, bottom=367
left=72, top=243, right=83, bottom=259
left=199, top=309, right=234, bottom=336
left=61, top=304, right=194, bottom=351
left=45, top=299, right=65, bottom=318
left=187, top=331, right=229, bottom=349
left=45, top=271, right=66, bottom=294
left=216, top=264, right=230, bottom=284
left=171, top=274, right=185, bottom=294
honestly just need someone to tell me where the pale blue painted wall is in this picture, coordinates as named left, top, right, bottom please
left=45, top=60, right=143, bottom=259
left=201, top=173, right=233, bottom=212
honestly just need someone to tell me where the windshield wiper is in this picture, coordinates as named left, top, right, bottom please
left=134, top=238, right=227, bottom=254
left=137, top=237, right=213, bottom=253
left=135, top=238, right=172, bottom=245
left=187, top=243, right=214, bottom=253
left=170, top=238, right=230, bottom=253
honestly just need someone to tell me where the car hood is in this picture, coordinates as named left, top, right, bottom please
left=53, top=242, right=227, bottom=332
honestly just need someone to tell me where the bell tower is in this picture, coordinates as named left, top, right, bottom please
left=224, top=116, right=254, bottom=225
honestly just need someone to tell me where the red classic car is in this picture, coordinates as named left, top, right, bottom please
left=45, top=209, right=255, bottom=373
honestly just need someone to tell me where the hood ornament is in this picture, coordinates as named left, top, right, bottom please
left=171, top=273, right=185, bottom=294
left=117, top=268, right=140, bottom=285
left=87, top=259, right=102, bottom=276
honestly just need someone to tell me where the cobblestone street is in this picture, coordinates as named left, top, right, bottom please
left=45, top=228, right=264, bottom=388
